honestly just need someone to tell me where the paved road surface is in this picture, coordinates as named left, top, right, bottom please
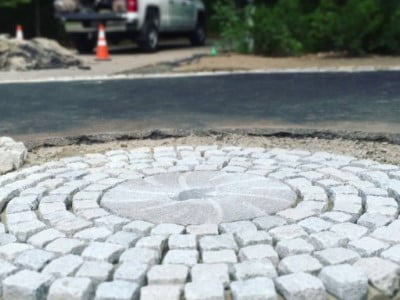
left=1, top=71, right=400, bottom=140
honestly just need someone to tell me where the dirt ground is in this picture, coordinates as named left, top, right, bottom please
left=175, top=53, right=400, bottom=73
left=26, top=134, right=400, bottom=166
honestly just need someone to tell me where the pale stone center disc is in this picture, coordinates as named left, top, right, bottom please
left=101, top=171, right=296, bottom=225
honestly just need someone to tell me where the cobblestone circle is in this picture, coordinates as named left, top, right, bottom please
left=0, top=145, right=400, bottom=300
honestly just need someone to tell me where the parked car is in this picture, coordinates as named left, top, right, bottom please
left=55, top=0, right=207, bottom=53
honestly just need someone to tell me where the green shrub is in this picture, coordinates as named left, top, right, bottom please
left=213, top=0, right=400, bottom=56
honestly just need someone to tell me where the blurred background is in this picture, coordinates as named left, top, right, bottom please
left=1, top=0, right=400, bottom=56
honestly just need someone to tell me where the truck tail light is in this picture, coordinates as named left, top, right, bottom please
left=126, top=0, right=138, bottom=12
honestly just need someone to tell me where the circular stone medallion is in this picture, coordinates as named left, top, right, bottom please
left=101, top=171, right=296, bottom=225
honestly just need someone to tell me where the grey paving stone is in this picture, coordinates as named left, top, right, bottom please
left=0, top=259, right=18, bottom=294
left=95, top=280, right=139, bottom=300
left=186, top=224, right=219, bottom=236
left=308, top=231, right=348, bottom=250
left=135, top=235, right=167, bottom=255
left=268, top=225, right=307, bottom=242
left=0, top=242, right=33, bottom=261
left=275, top=238, right=314, bottom=258
left=191, top=263, right=230, bottom=287
left=14, top=249, right=55, bottom=271
left=75, top=261, right=113, bottom=286
left=330, top=223, right=369, bottom=241
left=45, top=238, right=86, bottom=255
left=219, top=221, right=257, bottom=234
left=233, top=259, right=277, bottom=280
left=168, top=234, right=197, bottom=250
left=113, top=262, right=148, bottom=285
left=48, top=277, right=93, bottom=300
left=163, top=250, right=199, bottom=266
left=319, top=264, right=368, bottom=300
left=74, top=227, right=112, bottom=242
left=347, top=237, right=389, bottom=257
left=275, top=272, right=326, bottom=300
left=320, top=211, right=353, bottom=224
left=42, top=255, right=83, bottom=278
left=235, top=230, right=272, bottom=247
left=371, top=225, right=400, bottom=245
left=199, top=234, right=238, bottom=252
left=184, top=281, right=224, bottom=300
left=354, top=257, right=399, bottom=296
left=140, top=285, right=183, bottom=300
left=357, top=213, right=393, bottom=230
left=202, top=249, right=237, bottom=264
left=94, top=216, right=130, bottom=232
left=120, top=247, right=159, bottom=265
left=277, top=207, right=317, bottom=224
left=0, top=234, right=17, bottom=246
left=7, top=220, right=47, bottom=242
left=27, top=229, right=66, bottom=248
left=381, top=244, right=400, bottom=264
left=105, top=231, right=140, bottom=248
left=298, top=217, right=333, bottom=234
left=81, top=242, right=124, bottom=263
left=3, top=270, right=53, bottom=300
left=151, top=224, right=185, bottom=236
left=238, top=245, right=278, bottom=266
left=278, top=254, right=322, bottom=275
left=230, top=277, right=276, bottom=300
left=147, top=264, right=188, bottom=285
left=314, top=247, right=360, bottom=265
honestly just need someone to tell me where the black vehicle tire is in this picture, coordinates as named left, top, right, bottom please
left=190, top=16, right=206, bottom=46
left=137, top=14, right=159, bottom=53
left=69, top=33, right=97, bottom=54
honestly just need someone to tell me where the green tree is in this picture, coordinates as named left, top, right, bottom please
left=0, top=0, right=31, bottom=7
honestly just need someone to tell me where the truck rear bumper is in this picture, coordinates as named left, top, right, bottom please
left=57, top=12, right=138, bottom=33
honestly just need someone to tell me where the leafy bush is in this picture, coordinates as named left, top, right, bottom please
left=213, top=0, right=400, bottom=56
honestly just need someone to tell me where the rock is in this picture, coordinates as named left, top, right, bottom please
left=47, top=277, right=93, bottom=300
left=3, top=270, right=53, bottom=300
left=275, top=272, right=326, bottom=300
left=319, top=264, right=368, bottom=300
left=230, top=277, right=277, bottom=300
left=0, top=37, right=87, bottom=71
left=0, top=137, right=27, bottom=175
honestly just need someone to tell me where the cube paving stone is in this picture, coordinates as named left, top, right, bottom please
left=235, top=230, right=272, bottom=247
left=184, top=282, right=224, bottom=300
left=47, top=277, right=93, bottom=300
left=113, top=262, right=149, bottom=284
left=163, top=250, right=199, bottom=266
left=75, top=261, right=113, bottom=285
left=275, top=238, right=314, bottom=258
left=314, top=247, right=360, bottom=265
left=230, top=277, right=277, bottom=300
left=238, top=245, right=279, bottom=266
left=1, top=146, right=400, bottom=299
left=140, top=285, right=182, bottom=300
left=233, top=259, right=277, bottom=280
left=81, top=242, right=124, bottom=263
left=14, top=249, right=55, bottom=271
left=202, top=249, right=237, bottom=264
left=3, top=270, right=53, bottom=300
left=191, top=263, right=230, bottom=287
left=42, top=254, right=83, bottom=278
left=275, top=272, right=326, bottom=300
left=147, top=264, right=188, bottom=285
left=95, top=280, right=139, bottom=300
left=278, top=254, right=322, bottom=275
left=319, top=264, right=368, bottom=300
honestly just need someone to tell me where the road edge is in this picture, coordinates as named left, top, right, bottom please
left=24, top=128, right=400, bottom=150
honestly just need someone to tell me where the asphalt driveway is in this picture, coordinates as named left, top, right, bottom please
left=1, top=71, right=400, bottom=140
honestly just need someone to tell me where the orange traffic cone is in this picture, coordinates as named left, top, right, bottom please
left=96, top=24, right=110, bottom=61
left=15, top=25, right=24, bottom=40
